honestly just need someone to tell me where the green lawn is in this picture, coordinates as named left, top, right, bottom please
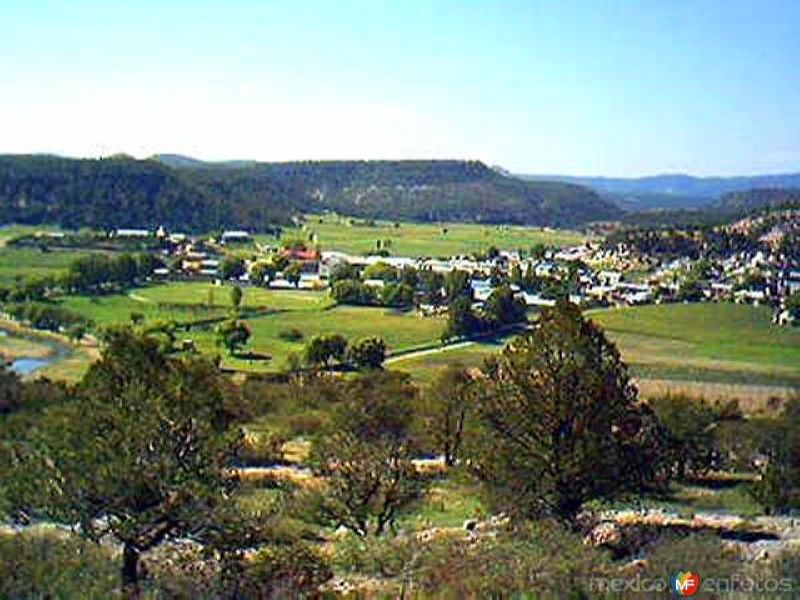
left=132, top=282, right=332, bottom=312
left=587, top=303, right=800, bottom=386
left=58, top=282, right=445, bottom=373
left=0, top=225, right=61, bottom=246
left=0, top=247, right=98, bottom=286
left=60, top=292, right=228, bottom=326
left=193, top=304, right=446, bottom=371
left=391, top=339, right=508, bottom=385
left=257, top=213, right=587, bottom=258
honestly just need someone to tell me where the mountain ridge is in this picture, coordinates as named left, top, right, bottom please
left=0, top=155, right=621, bottom=231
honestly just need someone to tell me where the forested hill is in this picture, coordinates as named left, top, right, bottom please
left=621, top=187, right=800, bottom=228
left=715, top=187, right=800, bottom=213
left=0, top=155, right=621, bottom=231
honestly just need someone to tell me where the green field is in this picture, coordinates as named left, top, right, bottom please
left=587, top=303, right=800, bottom=386
left=0, top=247, right=98, bottom=286
left=59, top=282, right=445, bottom=372
left=259, top=213, right=587, bottom=257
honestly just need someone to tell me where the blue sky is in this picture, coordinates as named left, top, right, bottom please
left=1, top=0, right=799, bottom=176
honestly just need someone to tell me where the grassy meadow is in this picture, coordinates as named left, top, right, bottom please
left=58, top=282, right=445, bottom=372
left=259, top=213, right=588, bottom=257
left=0, top=247, right=97, bottom=286
left=587, top=303, right=800, bottom=405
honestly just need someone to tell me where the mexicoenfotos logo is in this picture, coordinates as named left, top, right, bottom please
left=670, top=571, right=700, bottom=596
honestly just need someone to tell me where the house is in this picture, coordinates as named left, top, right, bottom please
left=221, top=230, right=251, bottom=242
left=114, top=228, right=150, bottom=238
left=734, top=289, right=766, bottom=305
left=521, top=293, right=556, bottom=308
left=281, top=247, right=319, bottom=262
left=597, top=270, right=623, bottom=286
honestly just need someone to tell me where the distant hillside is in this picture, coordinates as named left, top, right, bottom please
left=178, top=159, right=620, bottom=227
left=0, top=155, right=619, bottom=231
left=715, top=187, right=800, bottom=213
left=521, top=172, right=800, bottom=210
left=621, top=187, right=800, bottom=228
left=0, top=155, right=225, bottom=231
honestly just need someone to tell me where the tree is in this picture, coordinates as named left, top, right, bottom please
left=749, top=397, right=800, bottom=514
left=303, top=334, right=348, bottom=369
left=380, top=282, right=415, bottom=308
left=650, top=393, right=720, bottom=479
left=328, top=262, right=359, bottom=284
left=113, top=253, right=139, bottom=287
left=65, top=323, right=87, bottom=344
left=419, top=269, right=444, bottom=305
left=363, top=261, right=397, bottom=282
left=443, top=270, right=472, bottom=304
left=422, top=366, right=475, bottom=466
left=4, top=331, right=242, bottom=597
left=787, top=293, right=800, bottom=319
left=347, top=337, right=387, bottom=370
left=284, top=261, right=303, bottom=288
left=330, top=279, right=376, bottom=306
left=310, top=372, right=424, bottom=536
left=483, top=284, right=527, bottom=329
left=250, top=261, right=275, bottom=285
left=216, top=320, right=251, bottom=355
left=442, top=296, right=482, bottom=341
left=468, top=303, right=667, bottom=524
left=399, top=265, right=419, bottom=288
left=229, top=285, right=243, bottom=310
left=220, top=256, right=245, bottom=280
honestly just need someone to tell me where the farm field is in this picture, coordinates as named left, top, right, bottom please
left=0, top=247, right=97, bottom=286
left=195, top=304, right=446, bottom=372
left=587, top=303, right=800, bottom=389
left=59, top=282, right=444, bottom=373
left=260, top=213, right=588, bottom=257
left=389, top=338, right=509, bottom=384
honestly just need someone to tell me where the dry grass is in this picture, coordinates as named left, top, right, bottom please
left=635, top=378, right=796, bottom=415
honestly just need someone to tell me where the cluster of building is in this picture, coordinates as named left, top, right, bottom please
left=115, top=223, right=800, bottom=326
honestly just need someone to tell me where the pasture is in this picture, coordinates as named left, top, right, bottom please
left=58, top=282, right=445, bottom=373
left=587, top=303, right=800, bottom=392
left=261, top=213, right=588, bottom=257
left=0, top=247, right=95, bottom=286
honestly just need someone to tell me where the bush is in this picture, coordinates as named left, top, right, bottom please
left=0, top=531, right=118, bottom=599
left=238, top=431, right=287, bottom=466
left=411, top=522, right=612, bottom=596
left=278, top=327, right=304, bottom=342
left=333, top=532, right=418, bottom=577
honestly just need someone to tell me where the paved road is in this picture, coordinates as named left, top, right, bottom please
left=385, top=340, right=477, bottom=364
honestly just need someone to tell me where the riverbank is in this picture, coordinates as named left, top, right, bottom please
left=0, top=319, right=98, bottom=381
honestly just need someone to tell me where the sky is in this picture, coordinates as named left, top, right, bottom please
left=1, top=0, right=799, bottom=177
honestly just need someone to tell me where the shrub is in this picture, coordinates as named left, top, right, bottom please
left=278, top=327, right=304, bottom=342
left=0, top=531, right=118, bottom=599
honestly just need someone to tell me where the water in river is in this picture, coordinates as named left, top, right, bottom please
left=0, top=327, right=64, bottom=375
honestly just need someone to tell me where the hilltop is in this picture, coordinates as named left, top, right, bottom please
left=0, top=155, right=620, bottom=232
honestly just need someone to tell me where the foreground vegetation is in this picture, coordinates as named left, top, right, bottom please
left=2, top=304, right=799, bottom=597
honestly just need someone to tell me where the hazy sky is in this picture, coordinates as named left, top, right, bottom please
left=2, top=0, right=799, bottom=176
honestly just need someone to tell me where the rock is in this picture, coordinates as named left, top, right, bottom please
left=585, top=521, right=622, bottom=547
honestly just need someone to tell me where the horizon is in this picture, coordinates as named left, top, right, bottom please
left=2, top=1, right=799, bottom=177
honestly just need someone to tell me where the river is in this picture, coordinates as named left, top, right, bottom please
left=0, top=327, right=68, bottom=375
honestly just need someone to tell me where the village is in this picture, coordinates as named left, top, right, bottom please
left=94, top=218, right=800, bottom=327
